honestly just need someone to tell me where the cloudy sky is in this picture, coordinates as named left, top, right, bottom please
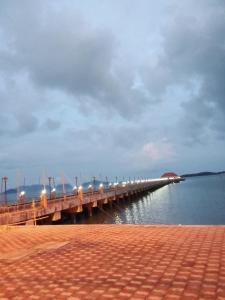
left=0, top=0, right=225, bottom=186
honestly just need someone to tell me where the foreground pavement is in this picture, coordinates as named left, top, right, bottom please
left=0, top=225, right=225, bottom=300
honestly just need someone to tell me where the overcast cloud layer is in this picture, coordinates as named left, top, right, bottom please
left=0, top=0, right=225, bottom=186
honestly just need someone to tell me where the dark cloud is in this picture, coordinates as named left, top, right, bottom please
left=44, top=118, right=61, bottom=131
left=142, top=0, right=225, bottom=141
left=0, top=0, right=147, bottom=119
left=15, top=113, right=39, bottom=134
left=0, top=112, right=39, bottom=137
left=0, top=74, right=43, bottom=137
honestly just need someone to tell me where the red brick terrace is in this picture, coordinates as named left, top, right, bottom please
left=0, top=225, right=225, bottom=299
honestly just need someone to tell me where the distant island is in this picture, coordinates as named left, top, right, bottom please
left=181, top=171, right=225, bottom=178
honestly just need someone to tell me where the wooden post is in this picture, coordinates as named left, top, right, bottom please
left=40, top=190, right=47, bottom=208
left=99, top=183, right=104, bottom=194
left=78, top=186, right=83, bottom=204
left=32, top=199, right=36, bottom=226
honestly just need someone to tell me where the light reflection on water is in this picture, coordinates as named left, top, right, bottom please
left=75, top=175, right=225, bottom=225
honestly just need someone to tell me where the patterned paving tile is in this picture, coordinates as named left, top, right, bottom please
left=0, top=225, right=225, bottom=299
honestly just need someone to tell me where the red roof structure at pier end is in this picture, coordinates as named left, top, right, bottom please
left=161, top=172, right=178, bottom=178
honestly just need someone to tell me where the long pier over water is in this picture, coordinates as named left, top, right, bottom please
left=0, top=177, right=182, bottom=226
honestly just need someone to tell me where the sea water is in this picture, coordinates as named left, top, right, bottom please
left=75, top=174, right=225, bottom=225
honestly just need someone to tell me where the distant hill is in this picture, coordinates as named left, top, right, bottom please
left=181, top=171, right=225, bottom=178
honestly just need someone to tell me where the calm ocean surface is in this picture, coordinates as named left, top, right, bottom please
left=76, top=174, right=225, bottom=225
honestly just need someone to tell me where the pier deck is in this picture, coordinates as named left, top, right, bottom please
left=0, top=225, right=225, bottom=299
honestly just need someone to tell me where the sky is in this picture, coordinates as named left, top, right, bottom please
left=0, top=0, right=225, bottom=186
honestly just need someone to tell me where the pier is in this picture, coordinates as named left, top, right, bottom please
left=0, top=177, right=181, bottom=226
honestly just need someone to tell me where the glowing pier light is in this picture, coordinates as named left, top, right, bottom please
left=77, top=185, right=83, bottom=201
left=88, top=184, right=93, bottom=192
left=99, top=183, right=104, bottom=194
left=72, top=185, right=78, bottom=195
left=40, top=188, right=47, bottom=208
left=41, top=189, right=47, bottom=195
left=18, top=190, right=26, bottom=204
left=51, top=187, right=56, bottom=198
left=19, top=191, right=26, bottom=197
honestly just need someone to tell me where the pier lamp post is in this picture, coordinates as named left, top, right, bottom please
left=48, top=177, right=52, bottom=200
left=52, top=177, right=56, bottom=188
left=73, top=185, right=78, bottom=195
left=105, top=176, right=108, bottom=189
left=2, top=176, right=8, bottom=205
left=75, top=176, right=78, bottom=189
left=51, top=177, right=56, bottom=198
left=72, top=176, right=78, bottom=196
left=93, top=176, right=96, bottom=191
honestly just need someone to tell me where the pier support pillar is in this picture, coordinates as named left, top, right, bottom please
left=98, top=201, right=103, bottom=209
left=70, top=214, right=76, bottom=224
left=92, top=201, right=97, bottom=208
left=88, top=204, right=93, bottom=217
left=109, top=200, right=113, bottom=208
left=51, top=211, right=61, bottom=222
